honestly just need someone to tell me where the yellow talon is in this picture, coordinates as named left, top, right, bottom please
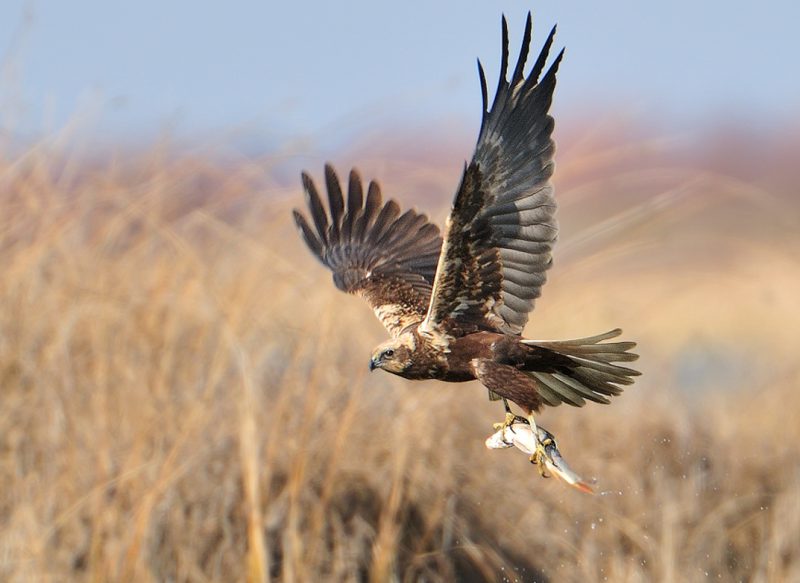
left=529, top=441, right=553, bottom=477
left=492, top=411, right=518, bottom=430
left=525, top=413, right=552, bottom=477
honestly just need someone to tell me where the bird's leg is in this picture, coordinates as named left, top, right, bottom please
left=527, top=413, right=554, bottom=478
left=493, top=398, right=529, bottom=430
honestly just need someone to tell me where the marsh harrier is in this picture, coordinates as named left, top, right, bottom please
left=293, top=13, right=640, bottom=468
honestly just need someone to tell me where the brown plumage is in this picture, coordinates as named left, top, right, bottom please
left=293, top=13, right=640, bottom=419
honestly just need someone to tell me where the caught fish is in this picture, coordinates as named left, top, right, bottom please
left=485, top=421, right=595, bottom=494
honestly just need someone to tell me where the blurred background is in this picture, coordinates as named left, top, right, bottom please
left=1, top=2, right=799, bottom=582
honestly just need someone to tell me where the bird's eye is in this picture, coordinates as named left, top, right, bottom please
left=383, top=349, right=394, bottom=358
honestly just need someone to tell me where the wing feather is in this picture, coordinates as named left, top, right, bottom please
left=294, top=164, right=443, bottom=337
left=302, top=172, right=330, bottom=245
left=422, top=13, right=563, bottom=337
left=341, top=169, right=363, bottom=242
left=325, top=164, right=345, bottom=240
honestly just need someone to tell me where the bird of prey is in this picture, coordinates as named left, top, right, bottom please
left=293, top=13, right=640, bottom=468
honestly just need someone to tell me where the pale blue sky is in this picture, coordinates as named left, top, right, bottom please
left=1, top=1, right=799, bottom=149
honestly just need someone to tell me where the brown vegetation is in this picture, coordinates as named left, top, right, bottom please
left=0, top=124, right=799, bottom=582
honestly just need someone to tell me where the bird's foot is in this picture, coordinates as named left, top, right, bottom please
left=525, top=414, right=554, bottom=478
left=493, top=411, right=529, bottom=431
left=529, top=435, right=556, bottom=478
left=493, top=399, right=529, bottom=431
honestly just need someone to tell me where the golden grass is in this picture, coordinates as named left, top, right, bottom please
left=0, top=128, right=799, bottom=583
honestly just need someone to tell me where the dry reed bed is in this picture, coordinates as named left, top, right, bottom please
left=0, top=135, right=798, bottom=582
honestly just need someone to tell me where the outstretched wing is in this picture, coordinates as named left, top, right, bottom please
left=293, top=164, right=442, bottom=337
left=421, top=13, right=563, bottom=338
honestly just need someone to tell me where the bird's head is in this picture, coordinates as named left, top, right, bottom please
left=369, top=333, right=416, bottom=375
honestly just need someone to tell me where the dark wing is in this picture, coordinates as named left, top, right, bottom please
left=293, top=164, right=442, bottom=337
left=421, top=13, right=562, bottom=338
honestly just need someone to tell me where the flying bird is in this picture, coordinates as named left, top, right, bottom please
left=293, top=13, right=640, bottom=468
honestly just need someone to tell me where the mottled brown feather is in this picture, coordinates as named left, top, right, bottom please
left=471, top=358, right=543, bottom=414
left=293, top=164, right=443, bottom=337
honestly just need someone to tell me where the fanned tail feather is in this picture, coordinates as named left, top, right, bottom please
left=523, top=329, right=641, bottom=407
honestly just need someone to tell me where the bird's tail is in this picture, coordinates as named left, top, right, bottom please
left=520, top=329, right=641, bottom=407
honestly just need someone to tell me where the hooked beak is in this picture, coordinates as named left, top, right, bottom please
left=369, top=358, right=379, bottom=372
